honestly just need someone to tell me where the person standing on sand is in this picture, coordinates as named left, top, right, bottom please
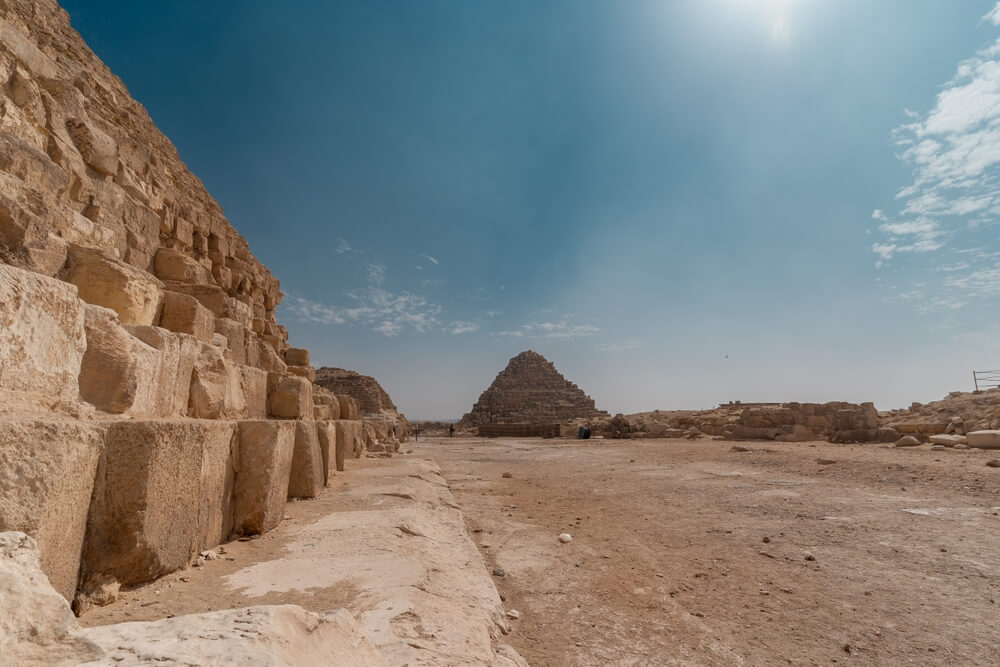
left=449, top=424, right=455, bottom=437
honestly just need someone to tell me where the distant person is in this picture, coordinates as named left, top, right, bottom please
left=449, top=424, right=455, bottom=437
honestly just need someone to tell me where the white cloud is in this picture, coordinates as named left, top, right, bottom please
left=449, top=321, right=479, bottom=335
left=367, top=263, right=386, bottom=286
left=423, top=254, right=440, bottom=265
left=336, top=238, right=359, bottom=255
left=875, top=14, right=1000, bottom=310
left=492, top=321, right=600, bottom=341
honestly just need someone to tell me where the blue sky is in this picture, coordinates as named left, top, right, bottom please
left=64, top=0, right=1000, bottom=418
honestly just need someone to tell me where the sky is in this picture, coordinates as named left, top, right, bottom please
left=62, top=0, right=1000, bottom=419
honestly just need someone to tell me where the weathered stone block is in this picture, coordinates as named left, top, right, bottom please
left=284, top=347, right=309, bottom=366
left=0, top=264, right=86, bottom=401
left=214, top=317, right=252, bottom=364
left=314, top=404, right=331, bottom=420
left=82, top=421, right=238, bottom=586
left=316, top=421, right=338, bottom=480
left=288, top=421, right=324, bottom=499
left=190, top=344, right=258, bottom=419
left=234, top=421, right=295, bottom=535
left=0, top=421, right=103, bottom=600
left=335, top=420, right=364, bottom=461
left=337, top=395, right=361, bottom=421
left=153, top=247, right=212, bottom=284
left=66, top=245, right=164, bottom=326
left=267, top=373, right=313, bottom=419
left=967, top=430, right=1000, bottom=449
left=79, top=304, right=161, bottom=415
left=288, top=364, right=316, bottom=382
left=66, top=116, right=118, bottom=176
left=242, top=365, right=268, bottom=419
left=126, top=325, right=201, bottom=417
left=159, top=290, right=214, bottom=342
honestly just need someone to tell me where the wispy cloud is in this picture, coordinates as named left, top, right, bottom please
left=874, top=4, right=1000, bottom=309
left=336, top=238, right=360, bottom=256
left=492, top=321, right=600, bottom=341
left=423, top=254, right=440, bottom=265
left=282, top=263, right=441, bottom=337
left=449, top=321, right=479, bottom=335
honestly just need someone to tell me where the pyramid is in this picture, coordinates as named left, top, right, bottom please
left=459, top=351, right=609, bottom=426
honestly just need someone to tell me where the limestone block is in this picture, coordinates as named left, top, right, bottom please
left=288, top=364, right=317, bottom=382
left=66, top=245, right=164, bottom=326
left=189, top=343, right=249, bottom=419
left=0, top=264, right=86, bottom=400
left=0, top=532, right=105, bottom=665
left=65, top=116, right=118, bottom=176
left=254, top=336, right=288, bottom=373
left=285, top=347, right=310, bottom=366
left=126, top=326, right=201, bottom=417
left=314, top=404, right=331, bottom=420
left=159, top=290, right=214, bottom=342
left=967, top=430, right=1000, bottom=449
left=79, top=304, right=161, bottom=415
left=198, top=423, right=239, bottom=550
left=234, top=421, right=295, bottom=535
left=288, top=421, right=325, bottom=499
left=83, top=606, right=388, bottom=666
left=242, top=365, right=268, bottom=419
left=928, top=434, right=967, bottom=447
left=153, top=247, right=212, bottom=284
left=162, top=281, right=246, bottom=323
left=0, top=421, right=103, bottom=600
left=335, top=420, right=364, bottom=461
left=337, top=395, right=361, bottom=421
left=316, top=421, right=338, bottom=480
left=82, top=421, right=238, bottom=586
left=214, top=317, right=252, bottom=364
left=267, top=373, right=313, bottom=419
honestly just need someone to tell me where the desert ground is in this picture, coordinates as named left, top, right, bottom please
left=427, top=437, right=999, bottom=666
left=80, top=435, right=1000, bottom=666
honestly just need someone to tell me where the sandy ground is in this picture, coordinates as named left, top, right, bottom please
left=419, top=436, right=1000, bottom=666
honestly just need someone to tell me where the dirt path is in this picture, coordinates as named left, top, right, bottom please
left=420, top=437, right=1000, bottom=666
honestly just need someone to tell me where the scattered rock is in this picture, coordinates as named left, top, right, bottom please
left=502, top=472, right=513, bottom=479
left=200, top=550, right=219, bottom=561
left=762, top=536, right=771, bottom=543
left=987, top=460, right=1000, bottom=468
left=558, top=533, right=573, bottom=543
left=930, top=445, right=946, bottom=451
left=193, top=556, right=206, bottom=568
left=804, top=552, right=816, bottom=561
left=954, top=443, right=970, bottom=450
left=816, top=459, right=836, bottom=465
left=505, top=609, right=521, bottom=620
left=730, top=446, right=752, bottom=453
left=493, top=568, right=506, bottom=578
left=894, top=436, right=921, bottom=448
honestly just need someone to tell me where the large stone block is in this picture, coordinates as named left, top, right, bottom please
left=234, top=421, right=295, bottom=535
left=159, top=290, right=214, bottom=342
left=79, top=304, right=161, bottom=416
left=0, top=421, right=103, bottom=600
left=288, top=421, right=324, bottom=499
left=967, top=430, right=1000, bottom=449
left=316, top=421, right=338, bottom=480
left=267, top=373, right=313, bottom=419
left=66, top=245, right=164, bottom=326
left=153, top=247, right=212, bottom=284
left=0, top=264, right=86, bottom=400
left=284, top=347, right=309, bottom=366
left=189, top=344, right=267, bottom=420
left=214, top=317, right=252, bottom=364
left=335, top=420, right=364, bottom=461
left=242, top=365, right=268, bottom=419
left=337, top=395, right=361, bottom=421
left=81, top=421, right=237, bottom=586
left=126, top=325, right=201, bottom=417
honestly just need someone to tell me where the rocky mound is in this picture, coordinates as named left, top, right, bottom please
left=459, top=350, right=609, bottom=426
left=881, top=389, right=1000, bottom=436
left=315, top=367, right=398, bottom=415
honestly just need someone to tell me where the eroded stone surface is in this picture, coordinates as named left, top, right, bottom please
left=233, top=420, right=295, bottom=535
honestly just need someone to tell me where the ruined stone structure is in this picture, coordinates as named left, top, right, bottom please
left=460, top=350, right=609, bottom=426
left=0, top=0, right=377, bottom=609
left=315, top=367, right=398, bottom=414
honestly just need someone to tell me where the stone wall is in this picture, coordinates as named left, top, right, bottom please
left=0, top=0, right=373, bottom=609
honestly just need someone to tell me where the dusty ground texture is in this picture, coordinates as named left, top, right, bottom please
left=81, top=456, right=525, bottom=667
left=420, top=436, right=1000, bottom=666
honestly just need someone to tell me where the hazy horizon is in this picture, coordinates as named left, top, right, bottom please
left=63, top=0, right=1000, bottom=419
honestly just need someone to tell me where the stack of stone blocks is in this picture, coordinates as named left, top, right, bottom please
left=0, top=0, right=371, bottom=609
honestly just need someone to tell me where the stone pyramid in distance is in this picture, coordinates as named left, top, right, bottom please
left=458, top=350, right=609, bottom=426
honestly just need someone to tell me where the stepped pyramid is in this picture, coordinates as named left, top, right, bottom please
left=459, top=351, right=609, bottom=426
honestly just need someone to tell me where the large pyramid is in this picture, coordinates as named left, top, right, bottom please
left=459, top=351, right=609, bottom=426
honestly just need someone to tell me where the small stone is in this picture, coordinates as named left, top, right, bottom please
left=179, top=576, right=190, bottom=582
left=895, top=436, right=921, bottom=448
left=930, top=445, right=946, bottom=451
left=502, top=472, right=513, bottom=478
left=987, top=460, right=1000, bottom=468
left=804, top=552, right=816, bottom=561
left=199, top=550, right=219, bottom=561
left=558, top=533, right=573, bottom=543
left=493, top=568, right=506, bottom=577
left=816, top=459, right=836, bottom=465
left=955, top=444, right=970, bottom=450
left=193, top=556, right=206, bottom=568
left=506, top=609, right=521, bottom=620
left=762, top=536, right=771, bottom=543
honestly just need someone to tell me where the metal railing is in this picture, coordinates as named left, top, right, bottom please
left=973, top=370, right=1000, bottom=391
